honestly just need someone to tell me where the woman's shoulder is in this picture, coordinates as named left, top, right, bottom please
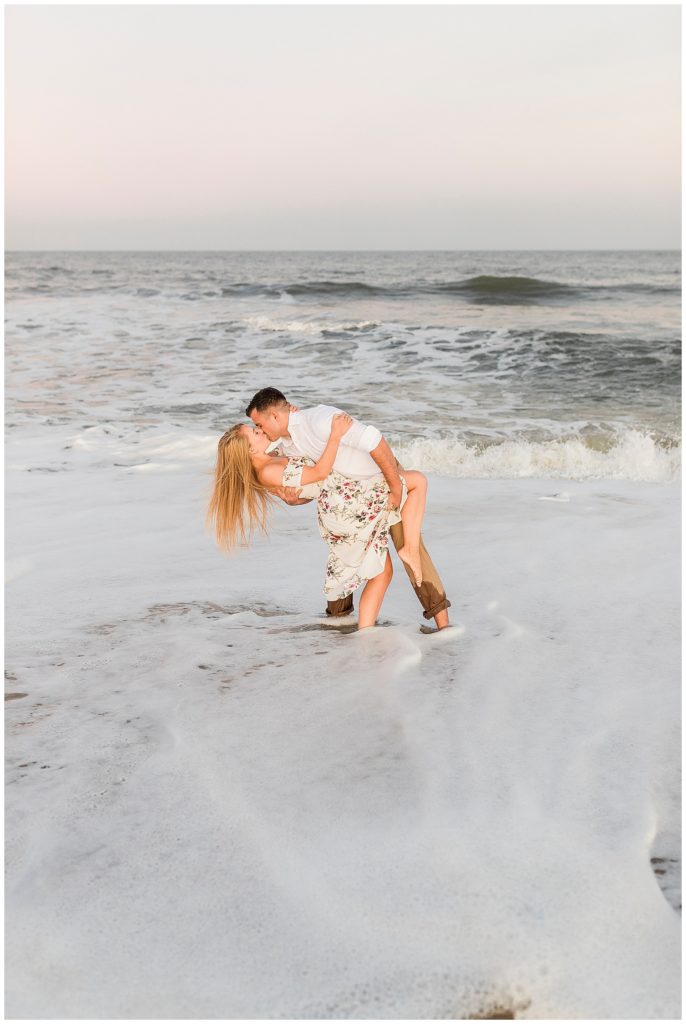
left=258, top=459, right=285, bottom=483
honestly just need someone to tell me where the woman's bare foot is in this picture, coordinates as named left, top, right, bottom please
left=397, top=545, right=422, bottom=587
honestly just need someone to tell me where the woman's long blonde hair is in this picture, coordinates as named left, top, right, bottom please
left=205, top=424, right=276, bottom=551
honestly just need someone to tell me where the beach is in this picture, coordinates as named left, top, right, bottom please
left=4, top=249, right=681, bottom=1018
left=5, top=420, right=681, bottom=1019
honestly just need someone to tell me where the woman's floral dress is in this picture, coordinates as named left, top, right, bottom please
left=280, top=456, right=408, bottom=600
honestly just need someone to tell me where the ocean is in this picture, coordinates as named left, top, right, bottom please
left=5, top=249, right=681, bottom=480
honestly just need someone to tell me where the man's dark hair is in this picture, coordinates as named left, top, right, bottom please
left=245, top=387, right=289, bottom=417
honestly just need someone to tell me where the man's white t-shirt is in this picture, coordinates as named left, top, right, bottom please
left=267, top=404, right=383, bottom=479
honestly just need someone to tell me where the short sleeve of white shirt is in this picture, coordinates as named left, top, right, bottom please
left=308, top=405, right=382, bottom=453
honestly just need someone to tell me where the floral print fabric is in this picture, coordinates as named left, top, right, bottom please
left=280, top=456, right=407, bottom=600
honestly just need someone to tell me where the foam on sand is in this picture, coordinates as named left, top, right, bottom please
left=4, top=426, right=680, bottom=1019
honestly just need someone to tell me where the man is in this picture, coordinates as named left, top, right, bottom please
left=245, top=387, right=451, bottom=630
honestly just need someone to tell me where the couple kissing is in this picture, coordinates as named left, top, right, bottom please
left=207, top=387, right=452, bottom=632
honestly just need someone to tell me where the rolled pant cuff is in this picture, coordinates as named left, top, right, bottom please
left=422, top=597, right=451, bottom=620
left=326, top=597, right=354, bottom=617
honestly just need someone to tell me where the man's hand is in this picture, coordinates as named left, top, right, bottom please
left=389, top=459, right=406, bottom=507
left=386, top=484, right=403, bottom=512
left=369, top=436, right=403, bottom=502
left=274, top=484, right=313, bottom=506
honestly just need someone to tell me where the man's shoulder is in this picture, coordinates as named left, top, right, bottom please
left=304, top=403, right=340, bottom=415
left=299, top=404, right=339, bottom=426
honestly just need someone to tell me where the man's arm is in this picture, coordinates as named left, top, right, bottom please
left=369, top=437, right=404, bottom=509
left=308, top=407, right=403, bottom=508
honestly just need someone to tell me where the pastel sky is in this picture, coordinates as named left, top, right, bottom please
left=5, top=4, right=681, bottom=250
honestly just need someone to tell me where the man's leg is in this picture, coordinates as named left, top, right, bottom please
left=388, top=520, right=451, bottom=626
left=326, top=594, right=354, bottom=617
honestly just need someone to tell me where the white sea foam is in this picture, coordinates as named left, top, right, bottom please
left=4, top=424, right=681, bottom=1018
left=394, top=428, right=681, bottom=482
left=241, top=314, right=380, bottom=335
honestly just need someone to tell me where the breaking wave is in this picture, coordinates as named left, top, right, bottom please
left=393, top=429, right=680, bottom=482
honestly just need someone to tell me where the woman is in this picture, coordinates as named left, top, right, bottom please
left=206, top=414, right=428, bottom=629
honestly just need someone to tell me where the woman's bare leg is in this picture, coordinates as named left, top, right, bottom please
left=357, top=551, right=394, bottom=629
left=397, top=470, right=427, bottom=586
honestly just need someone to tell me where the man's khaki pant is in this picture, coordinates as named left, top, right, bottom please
left=326, top=519, right=451, bottom=621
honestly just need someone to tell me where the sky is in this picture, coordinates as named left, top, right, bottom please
left=5, top=3, right=681, bottom=250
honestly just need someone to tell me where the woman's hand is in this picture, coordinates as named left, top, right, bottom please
left=300, top=412, right=353, bottom=485
left=330, top=412, right=353, bottom=438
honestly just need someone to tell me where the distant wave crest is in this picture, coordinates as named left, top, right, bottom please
left=7, top=269, right=680, bottom=303
left=221, top=280, right=385, bottom=299
left=218, top=275, right=680, bottom=302
left=441, top=275, right=574, bottom=298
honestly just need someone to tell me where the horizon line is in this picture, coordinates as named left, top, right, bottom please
left=5, top=247, right=681, bottom=254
